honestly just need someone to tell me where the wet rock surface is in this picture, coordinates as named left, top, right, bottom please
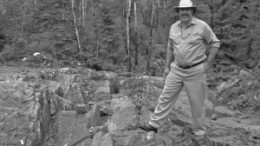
left=0, top=66, right=259, bottom=146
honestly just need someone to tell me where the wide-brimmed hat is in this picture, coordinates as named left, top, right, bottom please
left=174, top=0, right=197, bottom=13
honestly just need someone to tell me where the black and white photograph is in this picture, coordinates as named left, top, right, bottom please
left=0, top=0, right=259, bottom=145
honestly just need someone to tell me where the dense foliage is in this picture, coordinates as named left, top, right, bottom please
left=0, top=0, right=259, bottom=74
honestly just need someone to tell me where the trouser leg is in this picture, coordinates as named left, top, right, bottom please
left=149, top=69, right=183, bottom=128
left=184, top=65, right=207, bottom=129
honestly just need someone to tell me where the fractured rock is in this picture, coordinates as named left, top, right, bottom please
left=75, top=103, right=91, bottom=114
left=64, top=83, right=86, bottom=104
left=50, top=94, right=74, bottom=115
left=100, top=133, right=113, bottom=146
left=91, top=132, right=113, bottom=146
left=107, top=121, right=118, bottom=135
left=0, top=80, right=51, bottom=146
left=93, top=80, right=113, bottom=102
left=114, top=130, right=167, bottom=146
left=53, top=110, right=91, bottom=146
left=109, top=97, right=138, bottom=132
left=86, top=104, right=102, bottom=128
left=91, top=131, right=103, bottom=146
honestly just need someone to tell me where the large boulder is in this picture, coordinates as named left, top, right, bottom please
left=91, top=71, right=120, bottom=94
left=53, top=110, right=91, bottom=146
left=91, top=131, right=113, bottom=146
left=63, top=82, right=87, bottom=104
left=0, top=79, right=51, bottom=146
left=108, top=97, right=138, bottom=133
left=53, top=103, right=103, bottom=146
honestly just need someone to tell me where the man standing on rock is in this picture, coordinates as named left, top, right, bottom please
left=140, top=0, right=220, bottom=135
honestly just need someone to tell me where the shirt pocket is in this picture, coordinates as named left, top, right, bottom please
left=170, top=33, right=182, bottom=45
left=189, top=32, right=203, bottom=45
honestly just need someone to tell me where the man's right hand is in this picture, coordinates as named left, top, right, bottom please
left=163, top=67, right=170, bottom=81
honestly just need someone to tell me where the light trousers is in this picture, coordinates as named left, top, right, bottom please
left=149, top=62, right=207, bottom=129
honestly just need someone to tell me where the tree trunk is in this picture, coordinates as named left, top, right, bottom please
left=96, top=39, right=99, bottom=61
left=123, top=6, right=125, bottom=18
left=209, top=0, right=214, bottom=29
left=71, top=0, right=82, bottom=54
left=126, top=0, right=132, bottom=72
left=146, top=1, right=155, bottom=74
left=134, top=2, right=138, bottom=66
left=247, top=37, right=253, bottom=57
left=162, top=0, right=166, bottom=29
left=20, top=1, right=25, bottom=39
left=93, top=2, right=99, bottom=61
left=82, top=0, right=86, bottom=26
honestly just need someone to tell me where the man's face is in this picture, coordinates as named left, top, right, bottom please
left=179, top=8, right=193, bottom=24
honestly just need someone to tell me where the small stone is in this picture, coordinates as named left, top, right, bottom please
left=147, top=132, right=156, bottom=141
left=60, top=110, right=77, bottom=116
left=0, top=132, right=8, bottom=137
left=235, top=119, right=241, bottom=123
left=239, top=70, right=252, bottom=78
left=75, top=104, right=90, bottom=114
left=107, top=121, right=117, bottom=134
left=59, top=67, right=70, bottom=73
left=247, top=81, right=253, bottom=86
left=211, top=114, right=217, bottom=121
left=251, top=127, right=260, bottom=139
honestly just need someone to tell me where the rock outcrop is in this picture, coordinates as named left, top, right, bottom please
left=0, top=67, right=259, bottom=146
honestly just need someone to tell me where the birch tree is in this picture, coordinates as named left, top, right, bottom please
left=126, top=0, right=132, bottom=72
left=134, top=1, right=138, bottom=66
left=146, top=0, right=155, bottom=73
left=71, top=0, right=82, bottom=54
left=82, top=0, right=86, bottom=26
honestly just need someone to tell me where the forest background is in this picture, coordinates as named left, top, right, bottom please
left=0, top=0, right=259, bottom=76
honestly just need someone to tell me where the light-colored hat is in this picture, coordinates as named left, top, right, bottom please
left=174, top=0, right=197, bottom=12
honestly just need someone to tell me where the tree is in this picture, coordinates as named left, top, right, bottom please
left=146, top=0, right=155, bottom=74
left=0, top=0, right=258, bottom=73
left=71, top=0, right=82, bottom=54
left=134, top=1, right=138, bottom=66
left=126, top=0, right=132, bottom=72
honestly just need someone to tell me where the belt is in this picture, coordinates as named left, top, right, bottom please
left=177, top=61, right=204, bottom=69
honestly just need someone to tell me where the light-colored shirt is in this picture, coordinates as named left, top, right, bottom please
left=167, top=17, right=220, bottom=66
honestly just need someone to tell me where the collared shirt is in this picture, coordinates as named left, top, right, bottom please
left=167, top=17, right=220, bottom=66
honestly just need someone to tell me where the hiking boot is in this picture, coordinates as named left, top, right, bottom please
left=139, top=123, right=158, bottom=133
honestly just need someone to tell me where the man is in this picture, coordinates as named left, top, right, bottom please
left=140, top=0, right=220, bottom=135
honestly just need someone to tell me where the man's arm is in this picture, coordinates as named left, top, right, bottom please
left=164, top=38, right=174, bottom=78
left=203, top=23, right=220, bottom=70
left=165, top=40, right=174, bottom=69
left=206, top=47, right=219, bottom=65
